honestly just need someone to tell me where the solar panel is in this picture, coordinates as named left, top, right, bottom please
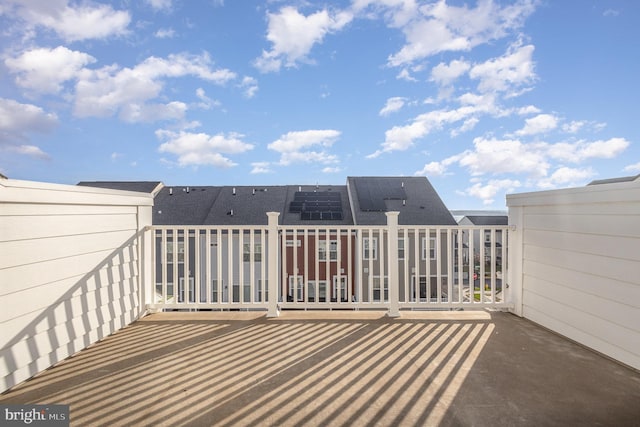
left=290, top=191, right=343, bottom=220
left=354, top=179, right=407, bottom=212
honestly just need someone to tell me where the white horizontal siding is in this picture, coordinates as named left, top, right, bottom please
left=507, top=178, right=640, bottom=370
left=0, top=179, right=152, bottom=392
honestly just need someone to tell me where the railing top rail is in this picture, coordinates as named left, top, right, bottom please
left=150, top=224, right=512, bottom=232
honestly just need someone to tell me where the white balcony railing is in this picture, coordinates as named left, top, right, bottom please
left=149, top=212, right=512, bottom=315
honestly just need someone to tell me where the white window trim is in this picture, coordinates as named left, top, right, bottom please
left=166, top=241, right=185, bottom=264
left=318, top=240, right=338, bottom=262
left=363, top=237, right=378, bottom=260
left=421, top=236, right=437, bottom=260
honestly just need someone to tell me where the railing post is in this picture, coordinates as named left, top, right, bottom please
left=267, top=212, right=280, bottom=317
left=386, top=212, right=400, bottom=317
left=507, top=206, right=524, bottom=317
left=137, top=205, right=153, bottom=317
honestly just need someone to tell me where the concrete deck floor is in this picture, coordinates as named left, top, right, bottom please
left=1, top=311, right=639, bottom=427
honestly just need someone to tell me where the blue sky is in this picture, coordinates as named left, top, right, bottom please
left=1, top=0, right=638, bottom=209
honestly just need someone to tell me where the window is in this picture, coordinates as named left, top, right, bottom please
left=333, top=276, right=348, bottom=301
left=373, top=276, right=388, bottom=302
left=286, top=239, right=301, bottom=247
left=288, top=276, right=304, bottom=301
left=363, top=237, right=377, bottom=260
left=398, top=238, right=405, bottom=260
left=421, top=236, right=437, bottom=260
left=243, top=242, right=262, bottom=262
left=318, top=240, right=338, bottom=261
left=166, top=241, right=184, bottom=264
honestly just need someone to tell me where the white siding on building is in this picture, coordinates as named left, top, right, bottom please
left=507, top=178, right=640, bottom=370
left=0, top=179, right=153, bottom=392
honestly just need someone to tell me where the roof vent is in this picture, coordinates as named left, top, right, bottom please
left=169, top=188, right=173, bottom=195
left=402, top=199, right=406, bottom=206
left=232, top=187, right=236, bottom=196
left=252, top=188, right=256, bottom=195
left=401, top=181, right=404, bottom=188
left=227, top=209, right=234, bottom=216
left=186, top=187, right=190, bottom=193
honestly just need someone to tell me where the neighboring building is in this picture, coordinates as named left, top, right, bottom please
left=455, top=212, right=508, bottom=291
left=79, top=177, right=457, bottom=304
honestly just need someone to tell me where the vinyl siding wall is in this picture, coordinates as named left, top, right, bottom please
left=0, top=179, right=153, bottom=392
left=507, top=179, right=640, bottom=370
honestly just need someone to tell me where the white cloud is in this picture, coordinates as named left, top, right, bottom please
left=74, top=52, right=236, bottom=121
left=0, top=98, right=57, bottom=146
left=145, top=0, right=173, bottom=11
left=4, top=0, right=131, bottom=42
left=157, top=130, right=254, bottom=168
left=250, top=162, right=272, bottom=174
left=456, top=137, right=549, bottom=177
left=562, top=120, right=586, bottom=134
left=120, top=101, right=188, bottom=123
left=462, top=179, right=521, bottom=205
left=430, top=59, right=470, bottom=86
left=415, top=161, right=449, bottom=177
left=515, top=113, right=558, bottom=136
left=396, top=68, right=417, bottom=82
left=451, top=117, right=479, bottom=137
left=4, top=144, right=50, bottom=159
left=545, top=138, right=630, bottom=163
left=155, top=28, right=175, bottom=38
left=322, top=166, right=342, bottom=173
left=623, top=162, right=640, bottom=173
left=379, top=97, right=407, bottom=116
left=194, top=88, right=220, bottom=110
left=385, top=0, right=536, bottom=66
left=255, top=6, right=353, bottom=72
left=469, top=43, right=536, bottom=95
left=240, top=76, right=259, bottom=98
left=516, top=105, right=541, bottom=115
left=268, top=129, right=341, bottom=165
left=5, top=46, right=96, bottom=94
left=537, top=167, right=594, bottom=189
left=369, top=102, right=493, bottom=158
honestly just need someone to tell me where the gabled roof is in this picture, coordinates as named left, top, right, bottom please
left=79, top=177, right=454, bottom=226
left=461, top=215, right=508, bottom=226
left=347, top=176, right=456, bottom=225
left=78, top=181, right=163, bottom=195
left=152, top=184, right=355, bottom=226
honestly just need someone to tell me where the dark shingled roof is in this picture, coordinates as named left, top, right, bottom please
left=78, top=181, right=163, bottom=194
left=588, top=174, right=640, bottom=186
left=153, top=186, right=221, bottom=225
left=152, top=185, right=355, bottom=226
left=463, top=215, right=508, bottom=226
left=203, top=186, right=289, bottom=226
left=347, top=176, right=456, bottom=225
left=79, top=177, right=454, bottom=226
